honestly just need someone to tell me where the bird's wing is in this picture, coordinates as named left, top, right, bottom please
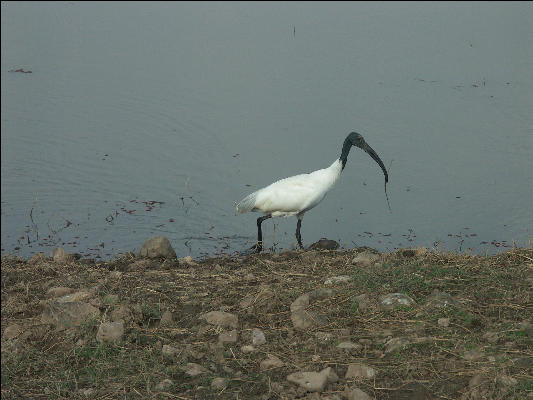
left=253, top=174, right=327, bottom=214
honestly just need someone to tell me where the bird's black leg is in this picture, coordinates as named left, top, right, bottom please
left=296, top=218, right=304, bottom=249
left=254, top=214, right=272, bottom=253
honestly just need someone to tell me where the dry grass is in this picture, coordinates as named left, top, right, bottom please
left=2, top=247, right=532, bottom=399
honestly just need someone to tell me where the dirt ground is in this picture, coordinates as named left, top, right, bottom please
left=1, top=246, right=532, bottom=399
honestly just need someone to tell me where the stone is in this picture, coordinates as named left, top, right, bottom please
left=347, top=388, right=372, bottom=400
left=51, top=247, right=74, bottom=263
left=178, top=256, right=198, bottom=266
left=239, top=285, right=276, bottom=310
left=200, top=311, right=238, bottom=329
left=290, top=289, right=334, bottom=330
left=162, top=344, right=180, bottom=357
left=337, top=341, right=362, bottom=351
left=46, top=287, right=74, bottom=298
left=324, top=275, right=352, bottom=285
left=41, top=302, right=99, bottom=330
left=260, top=354, right=285, bottom=370
left=28, top=252, right=48, bottom=264
left=315, top=331, right=334, bottom=344
left=218, top=329, right=238, bottom=344
left=469, top=374, right=485, bottom=389
left=425, top=289, right=459, bottom=309
left=291, top=310, right=328, bottom=330
left=181, top=362, right=208, bottom=376
left=464, top=349, right=484, bottom=361
left=251, top=328, right=266, bottom=345
left=354, top=294, right=373, bottom=312
left=155, top=379, right=173, bottom=391
left=309, top=238, right=339, bottom=250
left=211, top=377, right=226, bottom=390
left=286, top=368, right=333, bottom=392
left=3, top=324, right=23, bottom=340
left=138, top=236, right=177, bottom=259
left=345, top=363, right=376, bottom=379
left=241, top=345, right=255, bottom=353
left=352, top=252, right=380, bottom=267
left=160, top=310, right=174, bottom=327
left=96, top=321, right=124, bottom=344
left=384, top=337, right=411, bottom=353
left=497, top=375, right=518, bottom=386
left=482, top=331, right=499, bottom=344
left=56, top=291, right=91, bottom=304
left=379, top=293, right=415, bottom=310
left=438, top=318, right=450, bottom=327
left=110, top=305, right=133, bottom=324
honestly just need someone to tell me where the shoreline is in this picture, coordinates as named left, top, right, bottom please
left=2, top=245, right=532, bottom=399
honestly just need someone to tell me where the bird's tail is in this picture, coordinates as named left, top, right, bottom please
left=236, top=191, right=258, bottom=214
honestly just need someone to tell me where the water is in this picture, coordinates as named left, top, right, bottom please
left=2, top=2, right=532, bottom=260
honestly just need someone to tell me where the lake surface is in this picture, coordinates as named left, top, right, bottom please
left=2, top=2, right=532, bottom=260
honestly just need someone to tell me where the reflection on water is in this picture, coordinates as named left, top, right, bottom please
left=1, top=2, right=532, bottom=260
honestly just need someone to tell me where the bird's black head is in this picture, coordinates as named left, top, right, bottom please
left=347, top=131, right=365, bottom=149
left=341, top=131, right=388, bottom=183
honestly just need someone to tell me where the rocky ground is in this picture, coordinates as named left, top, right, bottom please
left=1, top=237, right=532, bottom=399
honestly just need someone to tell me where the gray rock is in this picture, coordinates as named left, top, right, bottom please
left=96, top=321, right=124, bottom=344
left=324, top=275, right=352, bottom=285
left=239, top=285, right=276, bottom=310
left=41, top=301, right=99, bottom=330
left=352, top=252, right=380, bottom=267
left=154, top=379, right=173, bottom=391
left=337, top=341, right=362, bottom=351
left=290, top=288, right=334, bottom=330
left=464, top=349, right=484, bottom=361
left=160, top=310, right=174, bottom=327
left=110, top=305, right=133, bottom=324
left=211, top=377, right=226, bottom=390
left=291, top=310, right=328, bottom=330
left=286, top=367, right=335, bottom=392
left=218, top=329, right=238, bottom=344
left=178, top=256, right=198, bottom=266
left=251, top=328, right=266, bottom=346
left=425, top=289, right=459, bottom=309
left=347, top=388, right=373, bottom=400
left=309, top=238, right=339, bottom=250
left=181, top=362, right=208, bottom=377
left=354, top=293, right=373, bottom=312
left=469, top=374, right=485, bottom=389
left=162, top=344, right=179, bottom=357
left=497, top=375, right=518, bottom=386
left=438, top=318, right=450, bottom=327
left=28, top=252, right=48, bottom=264
left=315, top=331, right=334, bottom=344
left=345, top=363, right=376, bottom=379
left=200, top=311, right=238, bottom=329
left=138, top=236, right=177, bottom=259
left=46, top=287, right=75, bottom=298
left=379, top=293, right=415, bottom=310
left=51, top=247, right=74, bottom=263
left=56, top=291, right=91, bottom=304
left=384, top=337, right=411, bottom=353
left=482, top=331, right=499, bottom=344
left=241, top=345, right=255, bottom=353
left=260, top=354, right=285, bottom=370
left=3, top=323, right=23, bottom=340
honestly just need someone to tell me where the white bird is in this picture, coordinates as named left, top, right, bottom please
left=236, top=131, right=389, bottom=252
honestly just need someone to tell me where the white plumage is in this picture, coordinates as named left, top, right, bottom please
left=236, top=132, right=388, bottom=252
left=237, top=159, right=342, bottom=217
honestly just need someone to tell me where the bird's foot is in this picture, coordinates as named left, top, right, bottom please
left=238, top=242, right=263, bottom=256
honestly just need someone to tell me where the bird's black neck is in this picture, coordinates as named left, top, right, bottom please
left=339, top=136, right=352, bottom=170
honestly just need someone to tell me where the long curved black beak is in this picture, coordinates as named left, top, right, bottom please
left=363, top=143, right=388, bottom=183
